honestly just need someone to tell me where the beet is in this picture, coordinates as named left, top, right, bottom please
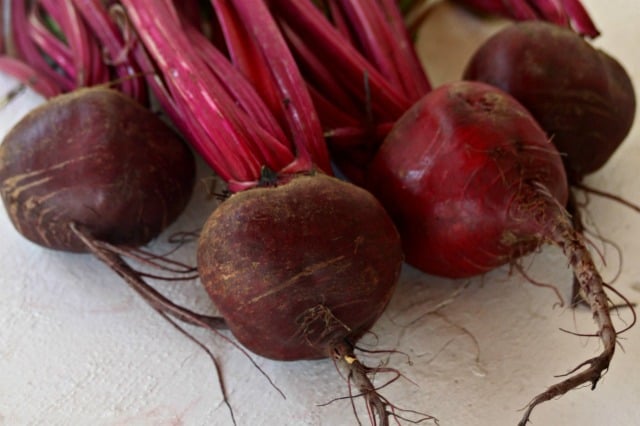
left=197, top=173, right=403, bottom=361
left=196, top=172, right=411, bottom=423
left=368, top=81, right=567, bottom=278
left=463, top=21, right=636, bottom=181
left=111, top=1, right=422, bottom=422
left=367, top=80, right=617, bottom=425
left=0, top=85, right=216, bottom=369
left=463, top=21, right=637, bottom=305
left=0, top=87, right=195, bottom=252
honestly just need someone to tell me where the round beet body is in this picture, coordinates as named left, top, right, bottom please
left=367, top=81, right=621, bottom=424
left=367, top=81, right=568, bottom=278
left=197, top=173, right=403, bottom=360
left=463, top=21, right=636, bottom=181
left=0, top=87, right=195, bottom=252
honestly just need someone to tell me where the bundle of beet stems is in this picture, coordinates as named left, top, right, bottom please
left=265, top=0, right=636, bottom=424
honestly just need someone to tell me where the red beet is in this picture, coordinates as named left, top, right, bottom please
left=368, top=81, right=567, bottom=278
left=197, top=172, right=413, bottom=424
left=0, top=87, right=195, bottom=252
left=198, top=173, right=402, bottom=361
left=463, top=20, right=637, bottom=305
left=367, top=80, right=617, bottom=425
left=463, top=21, right=636, bottom=181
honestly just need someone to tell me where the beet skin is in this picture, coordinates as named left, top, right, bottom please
left=0, top=87, right=195, bottom=252
left=367, top=81, right=568, bottom=278
left=197, top=173, right=403, bottom=360
left=464, top=21, right=636, bottom=181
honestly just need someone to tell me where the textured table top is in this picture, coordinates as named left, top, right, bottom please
left=1, top=1, right=639, bottom=425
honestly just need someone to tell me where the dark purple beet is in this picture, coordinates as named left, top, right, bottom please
left=0, top=87, right=195, bottom=252
left=197, top=173, right=402, bottom=361
left=463, top=21, right=636, bottom=181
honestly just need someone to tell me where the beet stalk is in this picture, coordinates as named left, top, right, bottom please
left=3, top=0, right=145, bottom=99
left=450, top=0, right=600, bottom=37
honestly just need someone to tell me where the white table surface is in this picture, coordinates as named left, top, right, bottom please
left=1, top=1, right=639, bottom=425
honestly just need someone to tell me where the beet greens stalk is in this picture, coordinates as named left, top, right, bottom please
left=122, top=0, right=319, bottom=190
left=270, top=0, right=424, bottom=184
left=448, top=0, right=600, bottom=37
left=9, top=0, right=105, bottom=91
left=0, top=56, right=61, bottom=98
left=320, top=0, right=431, bottom=101
left=3, top=0, right=145, bottom=99
left=119, top=0, right=426, bottom=423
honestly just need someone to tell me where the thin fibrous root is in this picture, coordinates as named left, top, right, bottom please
left=518, top=189, right=622, bottom=425
left=518, top=351, right=612, bottom=426
left=513, top=262, right=565, bottom=308
left=331, top=340, right=437, bottom=426
left=573, top=181, right=640, bottom=214
left=69, top=222, right=236, bottom=424
left=0, top=83, right=27, bottom=109
left=70, top=222, right=288, bottom=421
left=69, top=222, right=226, bottom=330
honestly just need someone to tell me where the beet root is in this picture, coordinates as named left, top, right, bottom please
left=463, top=21, right=636, bottom=182
left=367, top=81, right=619, bottom=424
left=368, top=81, right=568, bottom=278
left=0, top=87, right=195, bottom=252
left=198, top=173, right=402, bottom=361
left=197, top=172, right=407, bottom=424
